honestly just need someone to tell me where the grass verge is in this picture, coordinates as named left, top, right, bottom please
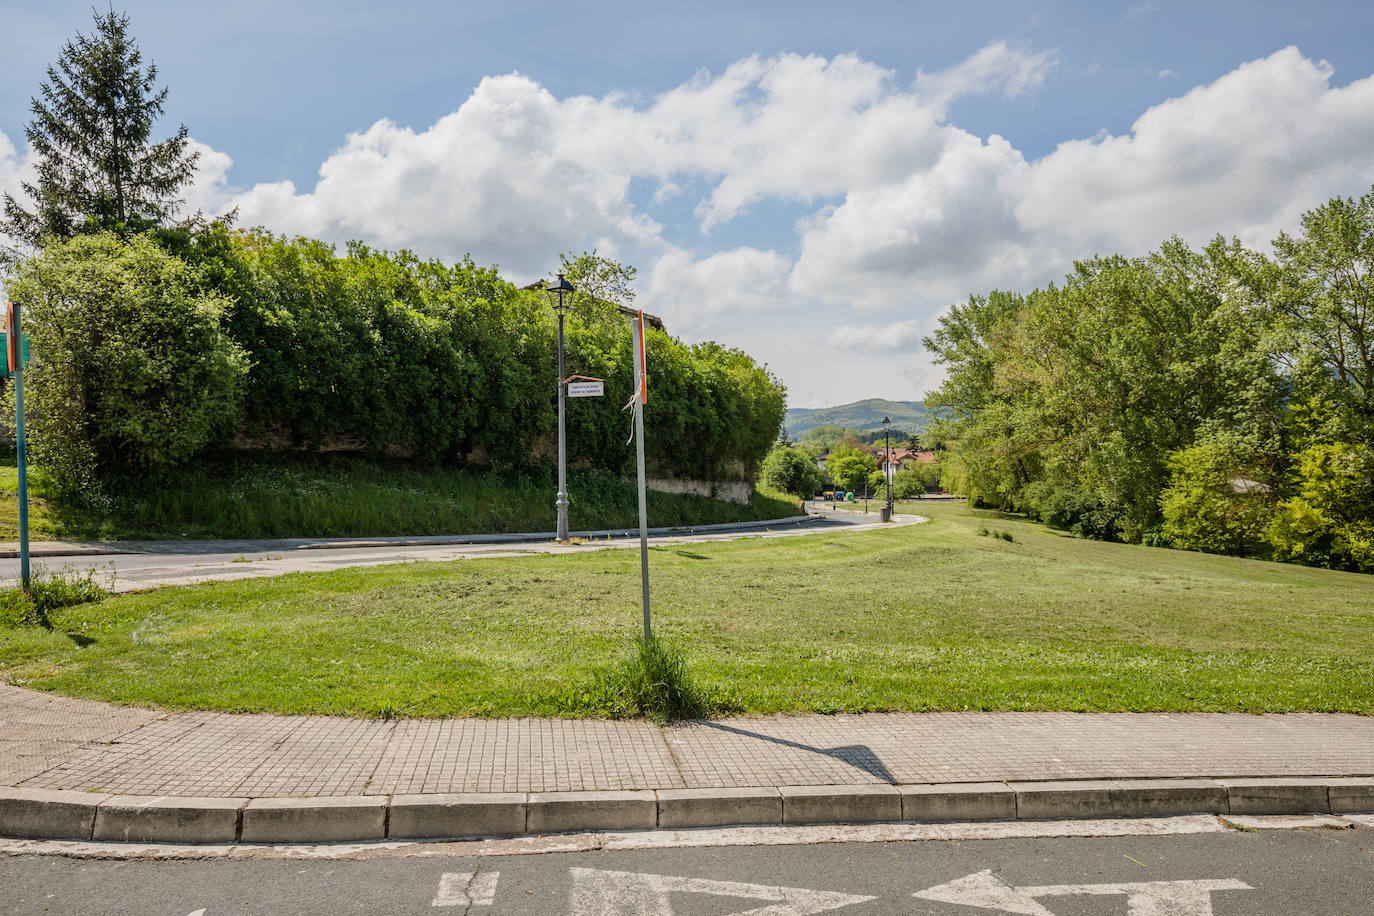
left=1, top=501, right=1371, bottom=717
left=0, top=451, right=800, bottom=540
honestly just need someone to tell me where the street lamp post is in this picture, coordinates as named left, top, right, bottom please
left=548, top=273, right=576, bottom=541
left=882, top=415, right=893, bottom=522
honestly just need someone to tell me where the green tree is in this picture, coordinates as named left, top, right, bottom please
left=926, top=239, right=1281, bottom=542
left=760, top=445, right=822, bottom=497
left=1, top=9, right=198, bottom=254
left=1266, top=187, right=1374, bottom=438
left=1265, top=440, right=1374, bottom=572
left=827, top=442, right=877, bottom=493
left=559, top=249, right=637, bottom=308
left=9, top=232, right=245, bottom=491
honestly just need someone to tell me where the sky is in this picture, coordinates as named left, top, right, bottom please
left=3, top=1, right=1374, bottom=409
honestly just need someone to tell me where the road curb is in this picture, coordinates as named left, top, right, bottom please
left=3, top=777, right=1371, bottom=846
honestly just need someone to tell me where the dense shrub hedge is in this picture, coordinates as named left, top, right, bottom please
left=11, top=226, right=785, bottom=492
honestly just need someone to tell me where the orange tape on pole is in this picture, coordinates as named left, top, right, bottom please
left=5, top=302, right=15, bottom=374
left=637, top=309, right=647, bottom=403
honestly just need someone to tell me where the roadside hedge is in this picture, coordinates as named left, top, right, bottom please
left=10, top=227, right=785, bottom=492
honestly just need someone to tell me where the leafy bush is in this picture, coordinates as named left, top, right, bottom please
left=892, top=466, right=935, bottom=498
left=1161, top=433, right=1276, bottom=557
left=10, top=232, right=246, bottom=491
left=761, top=445, right=823, bottom=497
left=1265, top=441, right=1374, bottom=572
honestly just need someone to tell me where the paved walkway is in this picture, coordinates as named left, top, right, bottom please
left=0, top=509, right=920, bottom=592
left=4, top=686, right=1371, bottom=798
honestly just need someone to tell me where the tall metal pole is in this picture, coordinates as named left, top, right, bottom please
left=885, top=423, right=893, bottom=513
left=555, top=304, right=569, bottom=541
left=632, top=312, right=651, bottom=641
left=11, top=302, right=29, bottom=588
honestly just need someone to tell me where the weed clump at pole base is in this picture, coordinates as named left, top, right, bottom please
left=0, top=564, right=109, bottom=628
left=581, top=634, right=738, bottom=725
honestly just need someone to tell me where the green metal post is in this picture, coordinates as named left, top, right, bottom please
left=632, top=313, right=650, bottom=641
left=11, top=301, right=30, bottom=588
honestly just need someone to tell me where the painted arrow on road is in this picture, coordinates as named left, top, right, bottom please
left=569, top=867, right=875, bottom=915
left=913, top=870, right=1252, bottom=916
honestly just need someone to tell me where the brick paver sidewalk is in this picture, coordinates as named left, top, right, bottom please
left=4, top=685, right=1371, bottom=798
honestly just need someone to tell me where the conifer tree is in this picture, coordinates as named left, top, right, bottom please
left=1, top=8, right=198, bottom=252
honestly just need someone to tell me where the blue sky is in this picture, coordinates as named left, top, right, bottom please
left=4, top=1, right=1374, bottom=407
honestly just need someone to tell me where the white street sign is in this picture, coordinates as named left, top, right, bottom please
left=913, top=870, right=1252, bottom=916
left=568, top=380, right=604, bottom=397
left=569, top=868, right=874, bottom=916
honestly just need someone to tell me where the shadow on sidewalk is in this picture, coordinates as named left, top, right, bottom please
left=697, top=721, right=895, bottom=783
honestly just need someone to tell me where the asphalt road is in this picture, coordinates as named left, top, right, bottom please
left=0, top=509, right=912, bottom=592
left=3, top=824, right=1371, bottom=915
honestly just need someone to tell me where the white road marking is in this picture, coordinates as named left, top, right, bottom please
left=432, top=870, right=499, bottom=907
left=914, top=870, right=1252, bottom=916
left=185, top=910, right=207, bottom=916
left=1024, top=879, right=1252, bottom=916
left=912, top=870, right=1055, bottom=914
left=568, top=867, right=874, bottom=916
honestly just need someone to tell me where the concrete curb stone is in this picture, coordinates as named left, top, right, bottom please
left=1012, top=780, right=1118, bottom=819
left=240, top=796, right=388, bottom=844
left=0, top=787, right=108, bottom=840
left=780, top=784, right=902, bottom=824
left=1221, top=778, right=1332, bottom=815
left=656, top=787, right=782, bottom=828
left=3, top=777, right=1373, bottom=845
left=1327, top=778, right=1374, bottom=814
left=899, top=783, right=1016, bottom=822
left=388, top=793, right=526, bottom=839
left=1108, top=779, right=1229, bottom=817
left=527, top=790, right=657, bottom=833
left=93, top=796, right=245, bottom=844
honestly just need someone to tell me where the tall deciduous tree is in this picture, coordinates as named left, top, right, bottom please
left=1, top=8, right=198, bottom=253
left=1267, top=188, right=1374, bottom=437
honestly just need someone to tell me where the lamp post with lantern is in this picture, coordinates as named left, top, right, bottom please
left=548, top=272, right=576, bottom=541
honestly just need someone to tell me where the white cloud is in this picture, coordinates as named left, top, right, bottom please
left=645, top=245, right=793, bottom=332
left=830, top=318, right=931, bottom=352
left=792, top=46, right=1374, bottom=309
left=1017, top=47, right=1374, bottom=253
left=915, top=41, right=1057, bottom=109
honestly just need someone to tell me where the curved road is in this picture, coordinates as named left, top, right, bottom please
left=0, top=505, right=923, bottom=592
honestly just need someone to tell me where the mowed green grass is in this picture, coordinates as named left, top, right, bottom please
left=2, top=502, right=1371, bottom=717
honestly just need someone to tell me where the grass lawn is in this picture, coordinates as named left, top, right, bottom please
left=2, top=501, right=1371, bottom=718
left=0, top=452, right=799, bottom=541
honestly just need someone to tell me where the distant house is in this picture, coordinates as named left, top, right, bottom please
left=818, top=446, right=935, bottom=474
left=881, top=449, right=936, bottom=473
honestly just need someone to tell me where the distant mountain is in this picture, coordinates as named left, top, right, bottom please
left=783, top=398, right=928, bottom=437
